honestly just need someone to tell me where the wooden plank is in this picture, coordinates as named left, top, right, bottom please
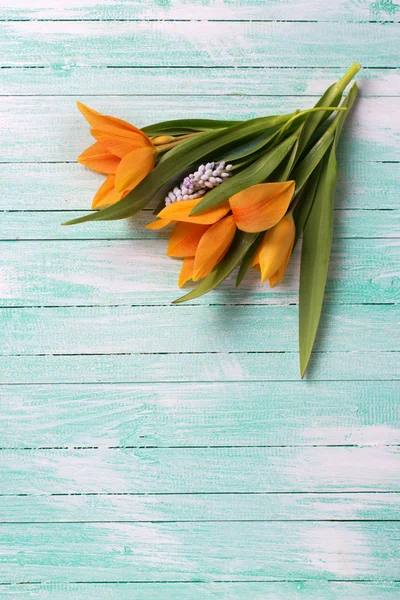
left=2, top=381, right=399, bottom=448
left=1, top=447, right=399, bottom=494
left=0, top=22, right=398, bottom=68
left=1, top=97, right=397, bottom=163
left=0, top=521, right=399, bottom=581
left=1, top=0, right=398, bottom=22
left=2, top=492, right=400, bottom=523
left=1, top=67, right=398, bottom=97
left=1, top=305, right=398, bottom=355
left=1, top=582, right=400, bottom=600
left=1, top=161, right=397, bottom=211
left=0, top=351, right=398, bottom=384
left=3, top=210, right=399, bottom=240
left=0, top=238, right=399, bottom=307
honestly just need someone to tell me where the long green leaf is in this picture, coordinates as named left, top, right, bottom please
left=291, top=126, right=335, bottom=191
left=298, top=147, right=337, bottom=378
left=64, top=114, right=294, bottom=226
left=173, top=231, right=257, bottom=304
left=223, top=129, right=280, bottom=162
left=295, top=62, right=360, bottom=160
left=293, top=159, right=323, bottom=246
left=299, top=81, right=359, bottom=378
left=142, top=118, right=241, bottom=136
left=189, top=133, right=298, bottom=215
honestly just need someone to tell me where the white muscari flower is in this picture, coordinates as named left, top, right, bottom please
left=164, top=161, right=233, bottom=205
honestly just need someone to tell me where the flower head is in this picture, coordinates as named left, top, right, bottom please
left=229, top=181, right=295, bottom=233
left=251, top=213, right=295, bottom=287
left=148, top=177, right=297, bottom=288
left=76, top=102, right=157, bottom=208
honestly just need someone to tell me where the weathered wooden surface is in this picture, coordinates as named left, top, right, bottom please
left=1, top=0, right=399, bottom=596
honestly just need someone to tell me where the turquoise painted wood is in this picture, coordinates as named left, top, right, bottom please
left=0, top=351, right=398, bottom=384
left=1, top=0, right=398, bottom=21
left=2, top=161, right=398, bottom=210
left=3, top=382, right=400, bottom=447
left=0, top=522, right=399, bottom=581
left=1, top=582, right=400, bottom=600
left=0, top=0, right=399, bottom=596
left=1, top=97, right=399, bottom=162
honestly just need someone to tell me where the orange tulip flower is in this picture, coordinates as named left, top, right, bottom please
left=147, top=198, right=237, bottom=288
left=167, top=223, right=209, bottom=258
left=192, top=215, right=236, bottom=280
left=157, top=198, right=231, bottom=225
left=76, top=102, right=158, bottom=208
left=229, top=181, right=295, bottom=233
left=251, top=213, right=295, bottom=287
left=147, top=183, right=298, bottom=287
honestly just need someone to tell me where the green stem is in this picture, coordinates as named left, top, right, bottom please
left=275, top=106, right=347, bottom=144
left=335, top=62, right=361, bottom=94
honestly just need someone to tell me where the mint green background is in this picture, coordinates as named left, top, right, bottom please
left=0, top=1, right=399, bottom=597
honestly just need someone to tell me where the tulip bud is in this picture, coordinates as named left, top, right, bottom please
left=150, top=135, right=176, bottom=145
left=252, top=213, right=295, bottom=287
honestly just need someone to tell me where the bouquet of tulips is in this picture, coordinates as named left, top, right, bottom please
left=65, top=63, right=361, bottom=376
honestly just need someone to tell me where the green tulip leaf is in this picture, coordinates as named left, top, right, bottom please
left=189, top=133, right=298, bottom=215
left=298, top=147, right=337, bottom=378
left=295, top=62, right=360, bottom=160
left=142, top=118, right=242, bottom=136
left=299, top=80, right=359, bottom=377
left=293, top=160, right=323, bottom=246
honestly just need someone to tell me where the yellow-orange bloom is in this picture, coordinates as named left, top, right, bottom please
left=148, top=182, right=297, bottom=288
left=193, top=215, right=236, bottom=280
left=167, top=223, right=209, bottom=258
left=158, top=198, right=231, bottom=225
left=77, top=141, right=120, bottom=175
left=178, top=257, right=195, bottom=288
left=229, top=181, right=295, bottom=233
left=252, top=213, right=295, bottom=287
left=149, top=198, right=236, bottom=287
left=76, top=102, right=158, bottom=206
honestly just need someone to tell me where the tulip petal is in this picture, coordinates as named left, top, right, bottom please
left=77, top=102, right=148, bottom=139
left=178, top=257, right=195, bottom=288
left=193, top=215, right=236, bottom=281
left=167, top=223, right=209, bottom=258
left=145, top=219, right=174, bottom=230
left=158, top=199, right=231, bottom=225
left=115, top=146, right=157, bottom=193
left=91, top=126, right=150, bottom=159
left=92, top=175, right=123, bottom=209
left=230, top=181, right=295, bottom=233
left=77, top=141, right=120, bottom=174
left=258, top=214, right=295, bottom=282
left=269, top=241, right=294, bottom=288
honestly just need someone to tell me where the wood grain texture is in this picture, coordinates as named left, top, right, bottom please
left=1, top=0, right=398, bottom=21
left=2, top=305, right=399, bottom=355
left=1, top=67, right=399, bottom=97
left=3, top=209, right=399, bottom=239
left=0, top=351, right=398, bottom=384
left=3, top=161, right=398, bottom=211
left=1, top=446, right=400, bottom=494
left=2, top=492, right=400, bottom=523
left=1, top=0, right=399, bottom=591
left=1, top=239, right=398, bottom=307
left=0, top=521, right=399, bottom=582
left=1, top=97, right=398, bottom=163
left=2, top=382, right=399, bottom=448
left=1, top=21, right=399, bottom=68
left=2, top=582, right=400, bottom=600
